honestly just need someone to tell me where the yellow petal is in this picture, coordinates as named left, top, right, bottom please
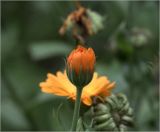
left=82, top=74, right=115, bottom=101
left=39, top=71, right=115, bottom=106
left=39, top=72, right=76, bottom=97
left=82, top=96, right=92, bottom=106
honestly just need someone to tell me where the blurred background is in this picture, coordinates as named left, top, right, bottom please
left=1, top=1, right=159, bottom=131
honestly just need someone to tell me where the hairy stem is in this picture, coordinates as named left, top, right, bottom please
left=70, top=88, right=82, bottom=131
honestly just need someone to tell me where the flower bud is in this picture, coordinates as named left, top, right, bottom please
left=66, top=45, right=96, bottom=88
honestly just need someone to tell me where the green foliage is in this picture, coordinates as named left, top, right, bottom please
left=96, top=61, right=128, bottom=93
left=1, top=95, right=31, bottom=130
left=1, top=1, right=159, bottom=131
left=29, top=42, right=73, bottom=60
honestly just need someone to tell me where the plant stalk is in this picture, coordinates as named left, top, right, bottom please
left=70, top=88, right=82, bottom=131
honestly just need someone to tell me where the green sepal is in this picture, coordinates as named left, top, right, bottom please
left=66, top=65, right=93, bottom=89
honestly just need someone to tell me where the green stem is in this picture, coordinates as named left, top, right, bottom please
left=70, top=88, right=82, bottom=131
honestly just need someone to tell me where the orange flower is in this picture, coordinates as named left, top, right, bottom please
left=67, top=45, right=95, bottom=75
left=39, top=71, right=115, bottom=106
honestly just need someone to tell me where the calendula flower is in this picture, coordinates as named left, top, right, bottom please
left=67, top=45, right=95, bottom=74
left=67, top=45, right=96, bottom=87
left=39, top=71, right=115, bottom=106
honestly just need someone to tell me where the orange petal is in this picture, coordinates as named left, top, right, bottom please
left=87, top=48, right=96, bottom=71
left=100, top=82, right=115, bottom=96
left=71, top=52, right=82, bottom=72
left=82, top=74, right=115, bottom=101
left=39, top=72, right=76, bottom=97
left=82, top=96, right=92, bottom=106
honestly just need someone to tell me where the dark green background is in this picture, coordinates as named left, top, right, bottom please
left=1, top=1, right=159, bottom=131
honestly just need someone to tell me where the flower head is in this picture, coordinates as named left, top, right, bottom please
left=67, top=45, right=95, bottom=74
left=67, top=45, right=96, bottom=87
left=39, top=71, right=115, bottom=106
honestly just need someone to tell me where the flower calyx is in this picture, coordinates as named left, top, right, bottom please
left=66, top=45, right=95, bottom=88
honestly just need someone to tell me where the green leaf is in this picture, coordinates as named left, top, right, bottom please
left=29, top=41, right=73, bottom=60
left=29, top=99, right=58, bottom=130
left=76, top=117, right=84, bottom=131
left=130, top=1, right=158, bottom=36
left=96, top=61, right=128, bottom=93
left=53, top=100, right=74, bottom=130
left=1, top=24, right=20, bottom=61
left=30, top=97, right=73, bottom=131
left=3, top=56, right=45, bottom=103
left=136, top=97, right=153, bottom=130
left=1, top=98, right=31, bottom=130
left=27, top=94, right=59, bottom=109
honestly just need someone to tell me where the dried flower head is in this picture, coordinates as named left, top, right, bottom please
left=59, top=4, right=104, bottom=43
